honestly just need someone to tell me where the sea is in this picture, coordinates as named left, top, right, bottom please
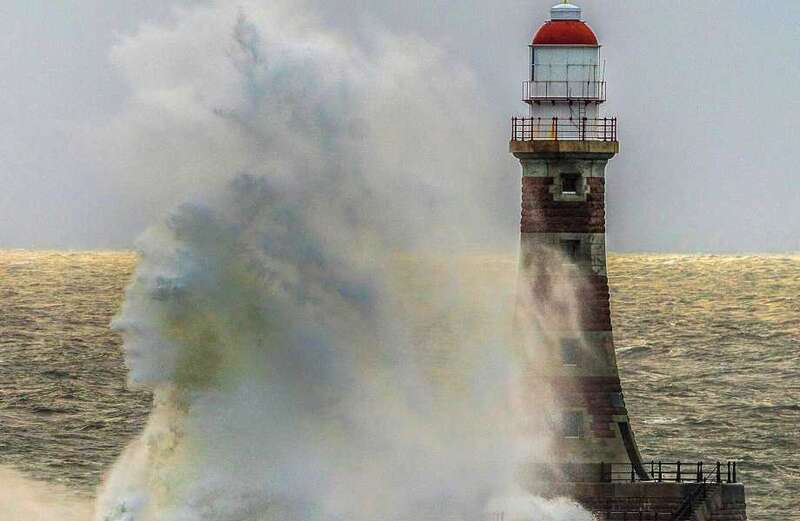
left=0, top=250, right=797, bottom=520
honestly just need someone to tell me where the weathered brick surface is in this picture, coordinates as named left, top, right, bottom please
left=522, top=271, right=612, bottom=331
left=516, top=168, right=649, bottom=477
left=521, top=177, right=606, bottom=233
left=580, top=494, right=747, bottom=520
left=576, top=274, right=612, bottom=330
left=581, top=496, right=683, bottom=516
left=551, top=376, right=628, bottom=438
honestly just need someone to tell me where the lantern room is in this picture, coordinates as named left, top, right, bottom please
left=525, top=3, right=605, bottom=105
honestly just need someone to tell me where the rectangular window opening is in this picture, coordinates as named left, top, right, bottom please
left=561, top=174, right=580, bottom=195
left=560, top=339, right=580, bottom=366
left=561, top=239, right=581, bottom=261
left=563, top=411, right=584, bottom=438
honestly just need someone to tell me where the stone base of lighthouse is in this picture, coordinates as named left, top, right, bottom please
left=570, top=482, right=747, bottom=521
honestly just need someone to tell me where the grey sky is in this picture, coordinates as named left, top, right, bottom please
left=1, top=0, right=798, bottom=252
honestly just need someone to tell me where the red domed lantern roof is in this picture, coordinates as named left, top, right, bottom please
left=532, top=20, right=598, bottom=46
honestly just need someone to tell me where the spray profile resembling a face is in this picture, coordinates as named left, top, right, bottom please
left=112, top=275, right=183, bottom=387
left=111, top=201, right=271, bottom=391
left=111, top=225, right=206, bottom=388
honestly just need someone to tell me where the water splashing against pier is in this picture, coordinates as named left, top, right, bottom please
left=86, top=2, right=590, bottom=520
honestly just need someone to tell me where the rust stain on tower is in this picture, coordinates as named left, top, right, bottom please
left=510, top=4, right=748, bottom=520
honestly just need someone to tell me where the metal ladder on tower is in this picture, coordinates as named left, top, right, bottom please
left=569, top=101, right=586, bottom=138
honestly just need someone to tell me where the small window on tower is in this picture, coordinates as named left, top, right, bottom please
left=560, top=339, right=580, bottom=366
left=563, top=411, right=584, bottom=438
left=562, top=174, right=580, bottom=195
left=561, top=239, right=581, bottom=261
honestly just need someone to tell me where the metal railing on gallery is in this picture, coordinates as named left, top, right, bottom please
left=511, top=117, right=617, bottom=142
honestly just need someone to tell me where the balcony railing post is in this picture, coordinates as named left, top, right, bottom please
left=716, top=461, right=721, bottom=483
left=658, top=461, right=662, bottom=482
left=630, top=465, right=635, bottom=482
left=552, top=117, right=558, bottom=141
left=733, top=461, right=737, bottom=483
left=676, top=461, right=681, bottom=483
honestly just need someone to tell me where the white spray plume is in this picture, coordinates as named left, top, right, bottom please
left=86, top=1, right=591, bottom=520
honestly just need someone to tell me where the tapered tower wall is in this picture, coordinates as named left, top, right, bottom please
left=513, top=144, right=643, bottom=475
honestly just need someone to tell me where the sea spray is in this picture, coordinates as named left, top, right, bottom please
left=98, top=173, right=518, bottom=520
left=89, top=2, right=590, bottom=520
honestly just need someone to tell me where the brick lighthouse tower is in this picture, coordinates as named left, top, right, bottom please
left=509, top=4, right=748, bottom=519
left=511, top=0, right=645, bottom=479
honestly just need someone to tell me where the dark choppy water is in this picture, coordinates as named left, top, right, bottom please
left=610, top=254, right=800, bottom=520
left=0, top=251, right=796, bottom=519
left=0, top=251, right=148, bottom=490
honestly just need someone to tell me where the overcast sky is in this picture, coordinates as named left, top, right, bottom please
left=1, top=0, right=798, bottom=252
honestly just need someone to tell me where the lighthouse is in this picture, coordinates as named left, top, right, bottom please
left=511, top=1, right=643, bottom=479
left=509, top=4, right=748, bottom=519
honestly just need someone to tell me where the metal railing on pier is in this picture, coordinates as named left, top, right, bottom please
left=601, top=461, right=739, bottom=484
left=511, top=117, right=617, bottom=142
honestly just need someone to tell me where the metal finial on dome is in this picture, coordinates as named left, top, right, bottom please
left=551, top=2, right=581, bottom=21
